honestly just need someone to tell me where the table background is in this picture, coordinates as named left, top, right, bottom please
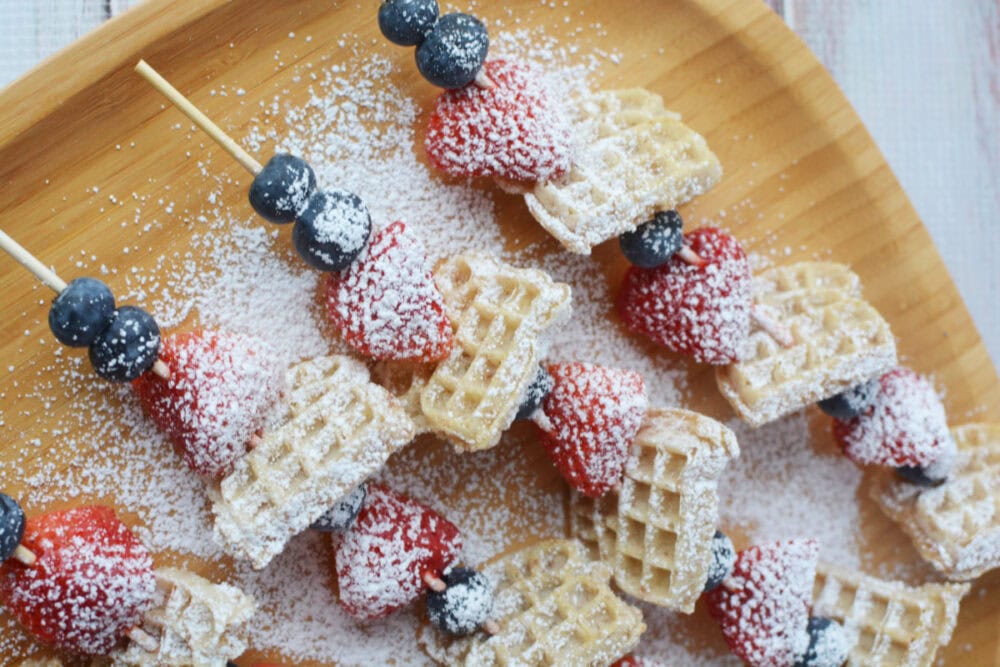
left=1, top=0, right=998, bottom=370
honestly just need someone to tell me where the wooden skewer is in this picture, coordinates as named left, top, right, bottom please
left=127, top=626, right=159, bottom=653
left=721, top=577, right=739, bottom=592
left=134, top=60, right=263, bottom=176
left=676, top=244, right=707, bottom=267
left=0, top=229, right=171, bottom=380
left=474, top=69, right=495, bottom=89
left=13, top=544, right=37, bottom=566
left=482, top=619, right=501, bottom=635
left=423, top=571, right=448, bottom=592
left=530, top=410, right=554, bottom=433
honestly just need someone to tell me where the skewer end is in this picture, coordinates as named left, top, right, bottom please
left=13, top=545, right=37, bottom=566
left=482, top=619, right=501, bottom=635
left=423, top=572, right=447, bottom=592
left=127, top=627, right=159, bottom=653
left=151, top=360, right=171, bottom=380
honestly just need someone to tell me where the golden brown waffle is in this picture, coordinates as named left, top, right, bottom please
left=210, top=355, right=416, bottom=568
left=716, top=262, right=896, bottom=426
left=418, top=539, right=645, bottom=666
left=419, top=254, right=571, bottom=451
left=519, top=88, right=722, bottom=254
left=107, top=568, right=254, bottom=667
left=873, top=423, right=1000, bottom=580
left=15, top=660, right=64, bottom=666
left=812, top=562, right=968, bottom=667
left=570, top=408, right=739, bottom=613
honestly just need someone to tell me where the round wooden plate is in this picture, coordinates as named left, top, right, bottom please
left=0, top=0, right=997, bottom=664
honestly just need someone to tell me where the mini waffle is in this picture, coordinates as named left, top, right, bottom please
left=418, top=539, right=645, bottom=666
left=107, top=568, right=254, bottom=666
left=570, top=408, right=739, bottom=613
left=419, top=254, right=571, bottom=451
left=873, top=423, right=1000, bottom=580
left=812, top=561, right=968, bottom=667
left=210, top=355, right=415, bottom=569
left=716, top=262, right=896, bottom=427
left=520, top=88, right=722, bottom=254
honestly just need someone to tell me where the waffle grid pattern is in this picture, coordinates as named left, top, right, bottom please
left=108, top=568, right=254, bottom=666
left=521, top=88, right=722, bottom=254
left=210, top=355, right=415, bottom=568
left=571, top=408, right=739, bottom=612
left=419, top=254, right=571, bottom=452
left=873, top=423, right=1000, bottom=580
left=716, top=262, right=897, bottom=426
left=812, top=562, right=968, bottom=667
left=419, top=539, right=644, bottom=666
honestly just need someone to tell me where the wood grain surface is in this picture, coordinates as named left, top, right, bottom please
left=0, top=0, right=998, bottom=665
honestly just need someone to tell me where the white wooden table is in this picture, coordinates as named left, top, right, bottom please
left=2, top=0, right=998, bottom=368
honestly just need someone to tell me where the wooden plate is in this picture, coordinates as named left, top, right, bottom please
left=0, top=0, right=997, bottom=664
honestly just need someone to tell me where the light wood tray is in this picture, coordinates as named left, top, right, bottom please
left=0, top=0, right=997, bottom=664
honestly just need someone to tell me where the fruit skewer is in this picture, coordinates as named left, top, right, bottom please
left=0, top=230, right=169, bottom=382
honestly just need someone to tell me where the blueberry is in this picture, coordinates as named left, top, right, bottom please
left=896, top=465, right=948, bottom=487
left=88, top=306, right=161, bottom=382
left=794, top=617, right=849, bottom=667
left=48, top=277, right=116, bottom=347
left=515, top=365, right=554, bottom=421
left=292, top=190, right=372, bottom=272
left=817, top=379, right=879, bottom=420
left=379, top=0, right=439, bottom=46
left=248, top=154, right=317, bottom=224
left=619, top=210, right=685, bottom=269
left=703, top=530, right=736, bottom=592
left=426, top=567, right=494, bottom=636
left=0, top=493, right=26, bottom=564
left=415, top=13, right=489, bottom=89
left=311, top=483, right=368, bottom=531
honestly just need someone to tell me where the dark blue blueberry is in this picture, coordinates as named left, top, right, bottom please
left=292, top=190, right=372, bottom=272
left=619, top=210, right=685, bottom=269
left=896, top=465, right=948, bottom=487
left=48, top=277, right=116, bottom=347
left=817, top=379, right=879, bottom=420
left=88, top=306, right=161, bottom=382
left=794, top=617, right=849, bottom=667
left=248, top=154, right=317, bottom=224
left=0, top=493, right=26, bottom=564
left=426, top=567, right=494, bottom=636
left=702, top=530, right=736, bottom=592
left=379, top=0, right=440, bottom=46
left=515, top=365, right=554, bottom=421
left=311, top=483, right=368, bottom=532
left=415, top=13, right=489, bottom=89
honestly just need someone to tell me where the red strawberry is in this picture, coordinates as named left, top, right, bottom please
left=133, top=329, right=285, bottom=478
left=323, top=221, right=454, bottom=363
left=617, top=227, right=752, bottom=365
left=334, top=484, right=462, bottom=620
left=0, top=506, right=156, bottom=655
left=705, top=539, right=817, bottom=667
left=833, top=367, right=956, bottom=468
left=426, top=59, right=572, bottom=183
left=611, top=656, right=647, bottom=667
left=538, top=362, right=647, bottom=498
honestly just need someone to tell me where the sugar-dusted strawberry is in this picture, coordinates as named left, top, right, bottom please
left=132, top=329, right=285, bottom=478
left=334, top=484, right=462, bottom=620
left=537, top=362, right=647, bottom=498
left=0, top=506, right=156, bottom=656
left=323, top=221, right=454, bottom=363
left=705, top=539, right=818, bottom=667
left=426, top=59, right=572, bottom=183
left=832, top=367, right=956, bottom=471
left=617, top=226, right=752, bottom=365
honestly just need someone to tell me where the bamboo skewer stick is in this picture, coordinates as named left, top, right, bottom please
left=135, top=60, right=263, bottom=176
left=13, top=544, right=37, bottom=566
left=0, top=229, right=170, bottom=379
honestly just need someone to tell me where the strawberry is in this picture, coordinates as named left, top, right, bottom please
left=426, top=59, right=572, bottom=183
left=705, top=539, right=818, bottom=667
left=0, top=506, right=156, bottom=656
left=334, top=484, right=462, bottom=620
left=323, top=221, right=454, bottom=363
left=133, top=329, right=285, bottom=478
left=537, top=362, right=647, bottom=498
left=833, top=367, right=956, bottom=469
left=617, top=227, right=752, bottom=365
left=611, top=656, right=645, bottom=667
